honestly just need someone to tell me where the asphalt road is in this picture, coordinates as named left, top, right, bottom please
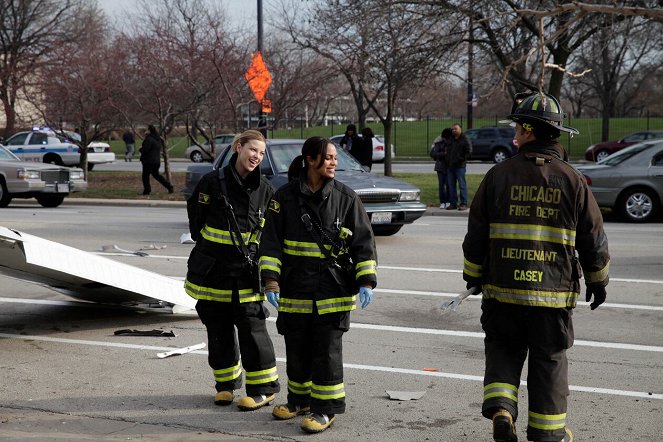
left=0, top=203, right=661, bottom=441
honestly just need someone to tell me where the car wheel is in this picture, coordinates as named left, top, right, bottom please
left=190, top=151, right=204, bottom=163
left=492, top=148, right=509, bottom=163
left=0, top=178, right=12, bottom=208
left=36, top=195, right=65, bottom=208
left=43, top=154, right=64, bottom=166
left=595, top=150, right=610, bottom=162
left=371, top=225, right=403, bottom=236
left=617, top=187, right=659, bottom=222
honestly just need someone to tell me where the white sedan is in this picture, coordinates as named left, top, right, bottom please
left=329, top=134, right=395, bottom=162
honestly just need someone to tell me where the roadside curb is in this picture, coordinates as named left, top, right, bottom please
left=64, top=198, right=469, bottom=217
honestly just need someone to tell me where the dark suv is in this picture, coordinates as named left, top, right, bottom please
left=464, top=126, right=516, bottom=163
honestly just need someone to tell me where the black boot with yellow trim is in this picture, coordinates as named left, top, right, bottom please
left=492, top=408, right=518, bottom=441
left=301, top=413, right=335, bottom=434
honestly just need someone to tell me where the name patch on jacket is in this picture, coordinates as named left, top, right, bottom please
left=198, top=193, right=211, bottom=204
left=269, top=199, right=280, bottom=213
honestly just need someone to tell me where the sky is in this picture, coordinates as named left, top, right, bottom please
left=97, top=0, right=257, bottom=27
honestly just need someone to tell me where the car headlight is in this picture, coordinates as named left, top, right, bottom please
left=17, top=169, right=40, bottom=179
left=399, top=190, right=420, bottom=202
left=69, top=170, right=84, bottom=180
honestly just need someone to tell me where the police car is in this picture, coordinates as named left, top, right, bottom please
left=0, top=128, right=115, bottom=169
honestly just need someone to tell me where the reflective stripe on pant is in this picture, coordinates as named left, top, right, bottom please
left=196, top=298, right=280, bottom=396
left=480, top=299, right=572, bottom=441
left=277, top=310, right=349, bottom=415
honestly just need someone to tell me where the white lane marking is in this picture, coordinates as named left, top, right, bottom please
left=374, top=288, right=663, bottom=311
left=1, top=332, right=660, bottom=401
left=1, top=296, right=660, bottom=351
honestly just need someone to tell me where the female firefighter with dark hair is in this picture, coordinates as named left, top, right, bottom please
left=259, top=136, right=377, bottom=434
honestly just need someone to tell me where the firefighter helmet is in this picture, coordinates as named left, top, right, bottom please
left=506, top=92, right=579, bottom=135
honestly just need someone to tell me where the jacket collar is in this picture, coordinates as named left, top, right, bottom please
left=519, top=140, right=568, bottom=161
left=298, top=170, right=333, bottom=203
left=226, top=152, right=261, bottom=190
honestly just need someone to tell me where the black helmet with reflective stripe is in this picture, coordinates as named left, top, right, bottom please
left=506, top=92, right=579, bottom=135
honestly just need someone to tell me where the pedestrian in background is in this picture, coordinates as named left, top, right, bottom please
left=185, top=129, right=280, bottom=411
left=259, top=136, right=377, bottom=434
left=462, top=92, right=610, bottom=442
left=339, top=124, right=359, bottom=153
left=122, top=130, right=135, bottom=162
left=430, top=128, right=452, bottom=208
left=350, top=126, right=374, bottom=171
left=445, top=123, right=472, bottom=210
left=139, top=125, right=173, bottom=195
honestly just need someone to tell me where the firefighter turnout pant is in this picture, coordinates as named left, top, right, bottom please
left=196, top=298, right=279, bottom=396
left=480, top=299, right=574, bottom=442
left=276, top=310, right=350, bottom=415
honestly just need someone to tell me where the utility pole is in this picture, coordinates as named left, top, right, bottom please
left=257, top=0, right=267, bottom=136
left=466, top=7, right=474, bottom=129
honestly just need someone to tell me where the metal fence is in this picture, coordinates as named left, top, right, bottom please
left=268, top=114, right=663, bottom=160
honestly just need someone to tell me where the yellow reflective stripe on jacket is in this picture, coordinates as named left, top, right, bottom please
left=259, top=255, right=281, bottom=275
left=464, top=258, right=483, bottom=278
left=200, top=225, right=250, bottom=245
left=490, top=223, right=576, bottom=246
left=185, top=280, right=258, bottom=303
left=316, top=296, right=357, bottom=314
left=528, top=411, right=566, bottom=431
left=355, top=260, right=377, bottom=278
left=245, top=366, right=278, bottom=385
left=585, top=261, right=610, bottom=284
left=282, top=239, right=330, bottom=258
left=278, top=298, right=313, bottom=313
left=288, top=379, right=312, bottom=395
left=311, top=382, right=345, bottom=400
left=483, top=284, right=577, bottom=308
left=214, top=361, right=242, bottom=383
left=483, top=382, right=518, bottom=402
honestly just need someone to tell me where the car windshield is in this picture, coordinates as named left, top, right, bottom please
left=598, top=142, right=655, bottom=165
left=0, top=145, right=20, bottom=161
left=269, top=143, right=365, bottom=174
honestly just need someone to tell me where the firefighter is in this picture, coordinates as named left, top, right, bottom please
left=185, top=129, right=280, bottom=411
left=462, top=93, right=610, bottom=442
left=259, top=136, right=377, bottom=434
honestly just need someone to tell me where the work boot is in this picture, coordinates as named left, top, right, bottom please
left=492, top=409, right=518, bottom=441
left=272, top=403, right=310, bottom=420
left=301, top=413, right=335, bottom=434
left=531, top=427, right=573, bottom=442
left=214, top=390, right=233, bottom=406
left=237, top=393, right=275, bottom=411
left=167, top=185, right=174, bottom=194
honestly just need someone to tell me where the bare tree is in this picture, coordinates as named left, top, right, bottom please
left=0, top=0, right=87, bottom=136
left=276, top=0, right=462, bottom=175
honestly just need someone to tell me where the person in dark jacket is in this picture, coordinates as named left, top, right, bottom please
left=445, top=123, right=472, bottom=210
left=339, top=124, right=360, bottom=153
left=350, top=126, right=374, bottom=170
left=139, top=125, right=173, bottom=195
left=186, top=129, right=280, bottom=411
left=462, top=92, right=610, bottom=442
left=430, top=128, right=452, bottom=208
left=122, top=130, right=135, bottom=162
left=259, top=136, right=377, bottom=434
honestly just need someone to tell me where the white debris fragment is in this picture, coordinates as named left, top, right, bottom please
left=157, top=342, right=206, bottom=359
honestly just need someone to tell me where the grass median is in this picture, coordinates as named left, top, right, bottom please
left=74, top=170, right=485, bottom=207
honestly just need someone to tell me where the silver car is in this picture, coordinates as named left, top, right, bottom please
left=576, top=139, right=663, bottom=222
left=182, top=139, right=425, bottom=235
left=0, top=144, right=87, bottom=208
left=184, top=134, right=236, bottom=163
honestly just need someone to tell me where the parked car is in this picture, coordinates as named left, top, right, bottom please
left=2, top=129, right=80, bottom=166
left=60, top=131, right=116, bottom=170
left=182, top=139, right=426, bottom=235
left=184, top=134, right=236, bottom=163
left=464, top=126, right=517, bottom=163
left=576, top=139, right=663, bottom=222
left=0, top=144, right=87, bottom=208
left=329, top=134, right=396, bottom=163
left=584, top=130, right=663, bottom=163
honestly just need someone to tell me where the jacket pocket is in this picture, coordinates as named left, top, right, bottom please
left=187, top=249, right=216, bottom=279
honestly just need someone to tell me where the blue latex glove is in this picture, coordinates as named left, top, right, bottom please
left=359, top=287, right=373, bottom=309
left=266, top=291, right=280, bottom=308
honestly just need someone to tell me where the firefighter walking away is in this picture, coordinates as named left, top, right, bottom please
left=462, top=92, right=610, bottom=441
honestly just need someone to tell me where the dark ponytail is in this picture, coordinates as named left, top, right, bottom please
left=287, top=136, right=332, bottom=181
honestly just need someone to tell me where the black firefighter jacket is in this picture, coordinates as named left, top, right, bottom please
left=259, top=175, right=377, bottom=315
left=462, top=141, right=610, bottom=308
left=185, top=153, right=274, bottom=303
